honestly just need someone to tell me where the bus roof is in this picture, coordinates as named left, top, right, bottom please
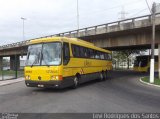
left=29, top=37, right=111, bottom=53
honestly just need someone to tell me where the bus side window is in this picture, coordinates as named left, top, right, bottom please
left=105, top=53, right=111, bottom=60
left=72, top=44, right=79, bottom=57
left=79, top=46, right=84, bottom=57
left=63, top=42, right=70, bottom=65
left=87, top=48, right=92, bottom=58
left=90, top=49, right=94, bottom=58
left=71, top=45, right=76, bottom=57
left=100, top=52, right=105, bottom=60
left=104, top=53, right=108, bottom=60
left=108, top=54, right=112, bottom=60
left=75, top=45, right=80, bottom=57
left=95, top=51, right=100, bottom=59
left=84, top=48, right=88, bottom=58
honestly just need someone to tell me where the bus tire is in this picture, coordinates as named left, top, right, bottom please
left=99, top=72, right=104, bottom=81
left=103, top=71, right=107, bottom=80
left=72, top=76, right=79, bottom=89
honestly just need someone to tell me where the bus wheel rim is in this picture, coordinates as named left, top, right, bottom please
left=74, top=77, right=78, bottom=86
left=100, top=73, right=103, bottom=80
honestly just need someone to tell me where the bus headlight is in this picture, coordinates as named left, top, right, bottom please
left=25, top=75, right=28, bottom=80
left=25, top=75, right=30, bottom=80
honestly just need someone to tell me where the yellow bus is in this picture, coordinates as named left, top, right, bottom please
left=25, top=37, right=112, bottom=89
left=133, top=55, right=158, bottom=73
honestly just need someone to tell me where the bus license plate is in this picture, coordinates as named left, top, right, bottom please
left=38, top=84, right=44, bottom=87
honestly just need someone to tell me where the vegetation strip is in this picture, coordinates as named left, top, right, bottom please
left=140, top=77, right=160, bottom=88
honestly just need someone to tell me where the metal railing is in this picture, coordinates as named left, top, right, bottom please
left=0, top=56, right=24, bottom=81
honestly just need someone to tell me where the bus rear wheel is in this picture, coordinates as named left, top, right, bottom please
left=99, top=72, right=104, bottom=81
left=103, top=71, right=107, bottom=80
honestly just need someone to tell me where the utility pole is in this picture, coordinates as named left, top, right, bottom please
left=119, top=6, right=127, bottom=20
left=156, top=4, right=160, bottom=79
left=21, top=17, right=27, bottom=41
left=150, top=2, right=156, bottom=83
left=20, top=17, right=26, bottom=58
left=77, top=0, right=79, bottom=30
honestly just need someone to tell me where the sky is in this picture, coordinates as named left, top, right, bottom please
left=0, top=0, right=160, bottom=45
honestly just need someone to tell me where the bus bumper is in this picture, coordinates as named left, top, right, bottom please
left=25, top=80, right=62, bottom=88
left=25, top=78, right=73, bottom=89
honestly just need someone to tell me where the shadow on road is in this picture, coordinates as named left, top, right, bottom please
left=30, top=70, right=153, bottom=93
left=32, top=79, right=101, bottom=93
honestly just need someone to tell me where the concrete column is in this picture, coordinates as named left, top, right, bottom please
left=159, top=44, right=160, bottom=79
left=85, top=28, right=87, bottom=36
left=105, top=24, right=108, bottom=32
left=10, top=55, right=20, bottom=70
left=0, top=57, right=2, bottom=70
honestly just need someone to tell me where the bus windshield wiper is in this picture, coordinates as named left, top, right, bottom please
left=31, top=59, right=37, bottom=67
left=31, top=52, right=40, bottom=67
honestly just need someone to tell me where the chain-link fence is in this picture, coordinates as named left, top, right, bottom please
left=0, top=55, right=25, bottom=81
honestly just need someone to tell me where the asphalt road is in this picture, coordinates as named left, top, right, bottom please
left=0, top=70, right=160, bottom=113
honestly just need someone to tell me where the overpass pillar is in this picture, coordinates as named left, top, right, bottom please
left=10, top=55, right=20, bottom=70
left=0, top=57, right=2, bottom=70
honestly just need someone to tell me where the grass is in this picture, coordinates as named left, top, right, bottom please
left=0, top=70, right=24, bottom=77
left=0, top=70, right=15, bottom=75
left=141, top=77, right=160, bottom=85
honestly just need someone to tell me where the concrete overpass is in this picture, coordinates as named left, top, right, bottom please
left=0, top=13, right=160, bottom=70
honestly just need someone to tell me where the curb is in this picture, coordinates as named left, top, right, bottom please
left=139, top=77, right=160, bottom=88
left=0, top=79, right=24, bottom=87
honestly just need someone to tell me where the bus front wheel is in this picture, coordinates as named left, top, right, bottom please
left=72, top=76, right=79, bottom=89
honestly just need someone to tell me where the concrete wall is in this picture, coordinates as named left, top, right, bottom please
left=86, top=30, right=160, bottom=49
left=0, top=46, right=27, bottom=57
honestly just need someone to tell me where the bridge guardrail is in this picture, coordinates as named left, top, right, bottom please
left=0, top=13, right=160, bottom=50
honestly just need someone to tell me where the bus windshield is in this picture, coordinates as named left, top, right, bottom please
left=26, top=42, right=62, bottom=66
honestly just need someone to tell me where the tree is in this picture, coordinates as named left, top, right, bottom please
left=113, top=49, right=146, bottom=69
